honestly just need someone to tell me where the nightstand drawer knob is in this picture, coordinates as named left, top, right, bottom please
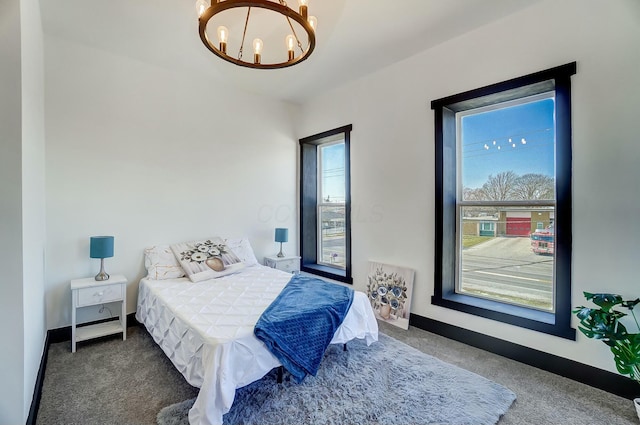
left=97, top=291, right=104, bottom=296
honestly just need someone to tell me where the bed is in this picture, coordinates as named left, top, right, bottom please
left=136, top=259, right=378, bottom=425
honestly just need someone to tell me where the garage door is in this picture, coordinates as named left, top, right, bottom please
left=506, top=217, right=530, bottom=236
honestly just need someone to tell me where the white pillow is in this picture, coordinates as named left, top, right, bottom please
left=225, top=237, right=259, bottom=267
left=170, top=237, right=245, bottom=282
left=144, top=245, right=186, bottom=280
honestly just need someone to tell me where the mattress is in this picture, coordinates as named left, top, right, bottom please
left=136, top=265, right=378, bottom=425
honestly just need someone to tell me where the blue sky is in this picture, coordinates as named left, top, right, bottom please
left=320, top=143, right=345, bottom=202
left=461, top=98, right=555, bottom=188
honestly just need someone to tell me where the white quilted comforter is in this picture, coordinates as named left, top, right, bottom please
left=136, top=265, right=378, bottom=425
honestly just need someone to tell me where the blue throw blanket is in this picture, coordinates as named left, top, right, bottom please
left=254, top=275, right=354, bottom=383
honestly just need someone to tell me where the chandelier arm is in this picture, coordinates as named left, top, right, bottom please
left=238, top=6, right=252, bottom=61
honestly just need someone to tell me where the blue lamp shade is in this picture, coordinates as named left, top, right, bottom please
left=274, top=228, right=288, bottom=243
left=90, top=236, right=114, bottom=259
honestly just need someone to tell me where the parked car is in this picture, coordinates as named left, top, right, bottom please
left=530, top=226, right=554, bottom=255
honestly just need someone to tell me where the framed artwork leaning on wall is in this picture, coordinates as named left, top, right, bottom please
left=367, top=261, right=415, bottom=330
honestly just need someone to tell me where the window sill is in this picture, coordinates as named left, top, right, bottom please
left=432, top=292, right=576, bottom=340
left=301, top=263, right=352, bottom=284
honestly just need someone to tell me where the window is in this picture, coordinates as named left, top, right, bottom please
left=299, top=125, right=352, bottom=284
left=479, top=222, right=495, bottom=235
left=431, top=63, right=576, bottom=339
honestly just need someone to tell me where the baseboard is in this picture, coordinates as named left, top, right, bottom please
left=409, top=313, right=640, bottom=400
left=48, top=312, right=139, bottom=344
left=26, top=331, right=49, bottom=425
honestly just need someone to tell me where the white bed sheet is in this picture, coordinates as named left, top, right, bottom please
left=136, top=265, right=378, bottom=425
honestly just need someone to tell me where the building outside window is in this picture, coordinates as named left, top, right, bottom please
left=431, top=63, right=575, bottom=339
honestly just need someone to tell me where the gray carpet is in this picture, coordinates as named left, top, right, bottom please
left=37, top=322, right=640, bottom=425
left=158, top=333, right=516, bottom=425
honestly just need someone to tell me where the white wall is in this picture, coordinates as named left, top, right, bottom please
left=0, top=0, right=26, bottom=422
left=21, top=0, right=46, bottom=418
left=0, top=0, right=46, bottom=422
left=44, top=35, right=299, bottom=329
left=296, top=0, right=640, bottom=375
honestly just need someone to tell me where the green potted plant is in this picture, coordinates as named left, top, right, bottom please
left=573, top=292, right=640, bottom=420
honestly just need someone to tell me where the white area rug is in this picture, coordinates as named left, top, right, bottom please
left=157, top=333, right=516, bottom=425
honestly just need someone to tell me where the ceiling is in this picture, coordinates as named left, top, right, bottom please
left=40, top=0, right=538, bottom=104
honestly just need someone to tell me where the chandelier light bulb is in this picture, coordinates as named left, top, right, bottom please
left=253, top=38, right=263, bottom=64
left=308, top=16, right=318, bottom=31
left=286, top=35, right=296, bottom=51
left=286, top=34, right=296, bottom=61
left=217, top=26, right=228, bottom=53
left=253, top=38, right=263, bottom=55
left=217, top=26, right=229, bottom=43
left=195, top=0, right=208, bottom=18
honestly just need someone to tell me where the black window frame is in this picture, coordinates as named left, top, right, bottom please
left=431, top=63, right=576, bottom=339
left=299, top=124, right=352, bottom=284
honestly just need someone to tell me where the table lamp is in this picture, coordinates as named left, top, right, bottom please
left=274, top=228, right=288, bottom=258
left=90, top=236, right=114, bottom=281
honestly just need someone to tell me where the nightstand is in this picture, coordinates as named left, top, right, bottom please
left=70, top=274, right=127, bottom=353
left=264, top=255, right=301, bottom=274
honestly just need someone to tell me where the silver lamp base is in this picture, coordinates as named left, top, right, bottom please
left=95, top=258, right=110, bottom=281
left=277, top=242, right=285, bottom=258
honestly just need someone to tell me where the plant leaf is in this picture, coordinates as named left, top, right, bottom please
left=574, top=307, right=627, bottom=343
left=609, top=334, right=640, bottom=381
left=584, top=292, right=624, bottom=312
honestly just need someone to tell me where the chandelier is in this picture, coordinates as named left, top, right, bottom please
left=196, top=0, right=317, bottom=70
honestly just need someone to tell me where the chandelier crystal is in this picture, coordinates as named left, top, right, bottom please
left=196, top=0, right=317, bottom=70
